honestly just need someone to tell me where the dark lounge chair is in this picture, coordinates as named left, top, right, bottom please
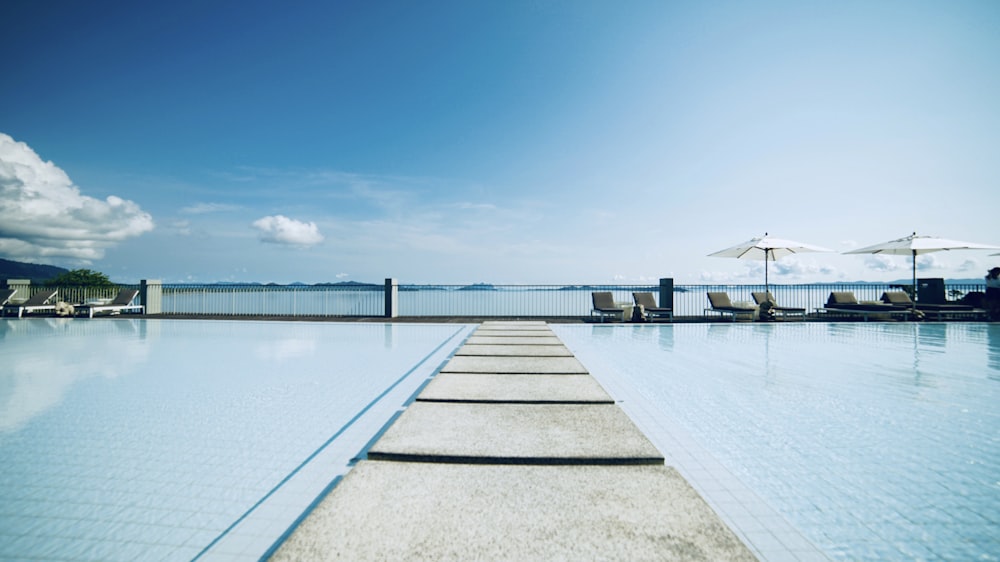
left=751, top=291, right=805, bottom=320
left=632, top=292, right=673, bottom=322
left=817, top=292, right=910, bottom=321
left=2, top=289, right=58, bottom=318
left=591, top=292, right=624, bottom=322
left=705, top=292, right=757, bottom=321
left=880, top=291, right=985, bottom=320
left=76, top=289, right=144, bottom=318
left=0, top=288, right=15, bottom=307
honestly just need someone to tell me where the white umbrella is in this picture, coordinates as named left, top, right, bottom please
left=845, top=232, right=1000, bottom=306
left=708, top=233, right=833, bottom=291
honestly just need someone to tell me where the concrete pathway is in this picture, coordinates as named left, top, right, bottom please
left=270, top=321, right=757, bottom=561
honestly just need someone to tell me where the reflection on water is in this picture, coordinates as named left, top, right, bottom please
left=0, top=319, right=471, bottom=561
left=555, top=322, right=1000, bottom=561
left=0, top=319, right=149, bottom=433
left=989, top=325, right=1000, bottom=378
left=255, top=337, right=318, bottom=360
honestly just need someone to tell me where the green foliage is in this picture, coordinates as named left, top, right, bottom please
left=44, top=269, right=115, bottom=287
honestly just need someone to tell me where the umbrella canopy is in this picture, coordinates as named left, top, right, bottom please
left=708, top=233, right=833, bottom=291
left=845, top=232, right=1000, bottom=304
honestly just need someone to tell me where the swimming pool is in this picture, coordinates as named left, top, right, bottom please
left=0, top=318, right=474, bottom=561
left=3, top=319, right=997, bottom=561
left=553, top=322, right=1000, bottom=561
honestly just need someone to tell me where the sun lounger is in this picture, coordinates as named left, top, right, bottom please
left=880, top=291, right=986, bottom=320
left=751, top=291, right=805, bottom=320
left=0, top=289, right=15, bottom=307
left=75, top=289, right=144, bottom=318
left=705, top=292, right=757, bottom=321
left=2, top=289, right=58, bottom=318
left=816, top=292, right=911, bottom=322
left=632, top=292, right=673, bottom=322
left=590, top=292, right=624, bottom=322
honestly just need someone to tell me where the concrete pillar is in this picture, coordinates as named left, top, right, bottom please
left=385, top=278, right=398, bottom=318
left=3, top=279, right=31, bottom=303
left=659, top=278, right=674, bottom=311
left=140, top=279, right=162, bottom=314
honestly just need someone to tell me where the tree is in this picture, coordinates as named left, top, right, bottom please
left=44, top=269, right=115, bottom=287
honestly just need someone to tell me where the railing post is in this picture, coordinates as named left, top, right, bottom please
left=659, top=278, right=674, bottom=311
left=140, top=279, right=162, bottom=314
left=384, top=278, right=398, bottom=318
left=3, top=279, right=31, bottom=302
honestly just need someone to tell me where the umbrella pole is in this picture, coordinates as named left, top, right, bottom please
left=912, top=250, right=917, bottom=318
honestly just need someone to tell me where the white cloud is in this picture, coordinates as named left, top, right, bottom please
left=916, top=254, right=942, bottom=271
left=958, top=259, right=979, bottom=273
left=181, top=202, right=242, bottom=214
left=771, top=257, right=837, bottom=277
left=252, top=215, right=324, bottom=247
left=0, top=133, right=154, bottom=261
left=864, top=255, right=902, bottom=272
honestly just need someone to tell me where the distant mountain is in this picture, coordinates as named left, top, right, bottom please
left=0, top=258, right=69, bottom=284
left=827, top=278, right=988, bottom=285
left=313, top=281, right=381, bottom=288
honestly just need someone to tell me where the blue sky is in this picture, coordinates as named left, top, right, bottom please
left=2, top=0, right=998, bottom=284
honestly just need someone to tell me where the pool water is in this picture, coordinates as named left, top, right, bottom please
left=553, top=322, right=1000, bottom=561
left=0, top=319, right=473, bottom=561
left=4, top=319, right=998, bottom=561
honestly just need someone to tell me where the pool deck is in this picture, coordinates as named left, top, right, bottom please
left=269, top=321, right=758, bottom=560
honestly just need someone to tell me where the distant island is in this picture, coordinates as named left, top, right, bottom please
left=458, top=283, right=496, bottom=291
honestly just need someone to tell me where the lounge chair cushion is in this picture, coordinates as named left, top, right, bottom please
left=591, top=292, right=622, bottom=312
left=707, top=292, right=755, bottom=311
left=707, top=292, right=734, bottom=308
left=827, top=292, right=859, bottom=306
left=881, top=292, right=912, bottom=305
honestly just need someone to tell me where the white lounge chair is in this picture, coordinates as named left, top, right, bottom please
left=76, top=289, right=144, bottom=318
left=2, top=289, right=58, bottom=318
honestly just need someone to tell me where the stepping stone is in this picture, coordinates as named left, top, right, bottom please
left=418, top=374, right=613, bottom=404
left=480, top=321, right=550, bottom=330
left=367, top=402, right=663, bottom=464
left=269, top=462, right=757, bottom=561
left=472, top=329, right=555, bottom=338
left=442, top=356, right=588, bottom=374
left=455, top=344, right=573, bottom=357
left=465, top=336, right=563, bottom=345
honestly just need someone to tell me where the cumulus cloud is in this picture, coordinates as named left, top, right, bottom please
left=0, top=133, right=154, bottom=261
left=770, top=257, right=836, bottom=277
left=958, top=259, right=979, bottom=273
left=252, top=215, right=324, bottom=247
left=916, top=254, right=942, bottom=271
left=863, top=255, right=902, bottom=272
left=181, top=202, right=242, bottom=214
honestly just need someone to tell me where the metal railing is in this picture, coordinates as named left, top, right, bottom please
left=14, top=281, right=986, bottom=319
left=12, top=285, right=137, bottom=306
left=159, top=284, right=385, bottom=316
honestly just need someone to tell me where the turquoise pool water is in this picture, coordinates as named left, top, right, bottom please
left=3, top=319, right=997, bottom=561
left=0, top=318, right=473, bottom=561
left=553, top=322, right=1000, bottom=561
